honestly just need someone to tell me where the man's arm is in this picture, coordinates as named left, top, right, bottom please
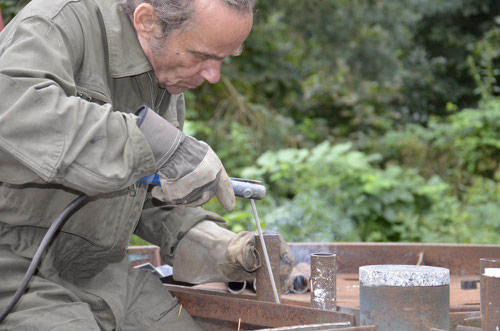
left=0, top=14, right=155, bottom=195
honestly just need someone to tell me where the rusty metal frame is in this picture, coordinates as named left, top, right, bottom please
left=167, top=285, right=355, bottom=328
left=289, top=242, right=500, bottom=275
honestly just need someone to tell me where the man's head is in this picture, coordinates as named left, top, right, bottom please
left=121, top=0, right=254, bottom=94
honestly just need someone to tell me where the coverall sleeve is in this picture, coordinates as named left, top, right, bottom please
left=134, top=199, right=228, bottom=266
left=0, top=15, right=155, bottom=195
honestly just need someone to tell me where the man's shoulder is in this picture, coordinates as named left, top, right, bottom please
left=17, top=0, right=89, bottom=21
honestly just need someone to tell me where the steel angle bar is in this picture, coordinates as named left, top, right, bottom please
left=168, top=288, right=356, bottom=328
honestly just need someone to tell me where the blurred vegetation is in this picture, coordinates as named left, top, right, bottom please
left=2, top=0, right=498, bottom=244
left=190, top=0, right=500, bottom=245
left=0, top=0, right=29, bottom=23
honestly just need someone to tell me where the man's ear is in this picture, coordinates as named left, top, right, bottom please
left=133, top=3, right=162, bottom=41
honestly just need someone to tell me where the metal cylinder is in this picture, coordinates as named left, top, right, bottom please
left=481, top=268, right=500, bottom=330
left=254, top=233, right=281, bottom=302
left=291, top=262, right=311, bottom=294
left=310, top=253, right=336, bottom=310
left=359, top=265, right=450, bottom=331
left=480, top=258, right=500, bottom=275
left=227, top=281, right=247, bottom=294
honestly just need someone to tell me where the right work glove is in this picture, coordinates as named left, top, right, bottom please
left=136, top=106, right=235, bottom=211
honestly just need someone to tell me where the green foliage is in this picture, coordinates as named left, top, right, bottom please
left=0, top=0, right=29, bottom=24
left=238, top=143, right=438, bottom=242
left=467, top=27, right=500, bottom=99
left=129, top=234, right=151, bottom=246
left=372, top=99, right=500, bottom=186
left=209, top=139, right=498, bottom=245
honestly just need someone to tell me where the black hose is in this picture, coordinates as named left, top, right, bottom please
left=0, top=194, right=88, bottom=324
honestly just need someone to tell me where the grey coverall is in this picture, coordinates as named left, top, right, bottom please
left=0, top=0, right=226, bottom=329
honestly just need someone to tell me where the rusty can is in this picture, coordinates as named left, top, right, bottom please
left=359, top=265, right=450, bottom=330
left=254, top=233, right=281, bottom=302
left=481, top=268, right=500, bottom=330
left=310, top=253, right=336, bottom=310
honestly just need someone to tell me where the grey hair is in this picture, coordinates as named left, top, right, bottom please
left=119, top=0, right=255, bottom=40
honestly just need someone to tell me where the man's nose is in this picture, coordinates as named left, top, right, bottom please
left=199, top=60, right=222, bottom=84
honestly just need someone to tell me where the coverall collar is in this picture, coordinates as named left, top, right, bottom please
left=94, top=0, right=153, bottom=78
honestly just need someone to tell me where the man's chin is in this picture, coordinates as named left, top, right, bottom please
left=165, top=86, right=188, bottom=94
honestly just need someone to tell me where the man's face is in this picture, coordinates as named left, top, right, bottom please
left=138, top=0, right=253, bottom=94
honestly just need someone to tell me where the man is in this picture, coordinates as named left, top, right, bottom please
left=0, top=0, right=293, bottom=329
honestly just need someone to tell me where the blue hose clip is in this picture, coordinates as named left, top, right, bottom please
left=138, top=174, right=161, bottom=186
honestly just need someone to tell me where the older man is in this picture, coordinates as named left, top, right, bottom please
left=0, top=0, right=292, bottom=329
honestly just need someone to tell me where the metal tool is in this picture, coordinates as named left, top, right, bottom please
left=231, top=177, right=280, bottom=303
left=139, top=175, right=267, bottom=200
left=230, top=177, right=267, bottom=200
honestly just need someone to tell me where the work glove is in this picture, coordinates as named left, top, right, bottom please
left=173, top=221, right=294, bottom=293
left=221, top=230, right=295, bottom=293
left=136, top=106, right=235, bottom=211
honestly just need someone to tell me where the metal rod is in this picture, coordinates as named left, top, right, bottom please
left=250, top=198, right=280, bottom=304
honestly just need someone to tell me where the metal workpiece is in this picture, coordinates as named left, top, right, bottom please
left=479, top=258, right=500, bottom=324
left=254, top=233, right=281, bottom=303
left=127, top=246, right=161, bottom=268
left=291, top=262, right=311, bottom=294
left=450, top=311, right=481, bottom=329
left=480, top=257, right=500, bottom=275
left=359, top=264, right=450, bottom=287
left=481, top=268, right=500, bottom=331
left=310, top=253, right=337, bottom=311
left=359, top=265, right=450, bottom=331
left=230, top=177, right=266, bottom=200
left=455, top=327, right=482, bottom=331
left=168, top=286, right=356, bottom=330
left=258, top=322, right=358, bottom=330
left=226, top=281, right=247, bottom=294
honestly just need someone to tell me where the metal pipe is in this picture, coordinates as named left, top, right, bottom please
left=310, top=253, right=337, bottom=310
left=359, top=265, right=450, bottom=331
left=291, top=262, right=311, bottom=294
left=481, top=268, right=500, bottom=330
left=254, top=232, right=281, bottom=303
left=480, top=257, right=500, bottom=275
left=226, top=281, right=247, bottom=294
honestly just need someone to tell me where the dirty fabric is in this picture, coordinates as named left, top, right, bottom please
left=0, top=245, right=201, bottom=330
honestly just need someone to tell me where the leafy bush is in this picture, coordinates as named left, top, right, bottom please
left=235, top=143, right=446, bottom=242
left=204, top=139, right=499, bottom=245
left=371, top=98, right=500, bottom=185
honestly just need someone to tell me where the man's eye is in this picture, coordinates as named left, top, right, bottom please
left=195, top=53, right=210, bottom=61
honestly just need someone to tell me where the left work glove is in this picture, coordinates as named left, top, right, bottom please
left=221, top=230, right=295, bottom=293
left=173, top=222, right=294, bottom=293
left=136, top=106, right=234, bottom=211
